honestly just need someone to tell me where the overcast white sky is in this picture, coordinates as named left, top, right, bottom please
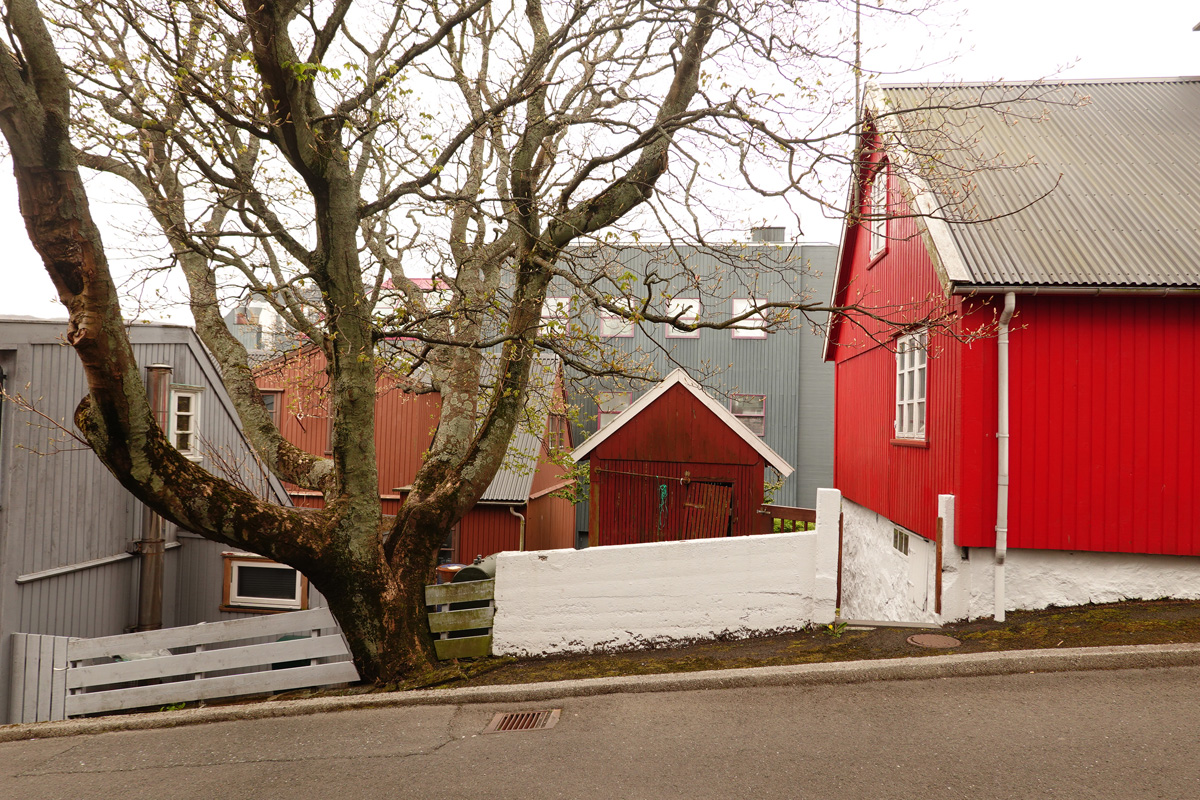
left=2, top=1, right=1197, bottom=321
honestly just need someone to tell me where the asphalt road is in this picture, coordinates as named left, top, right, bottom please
left=4, top=666, right=1200, bottom=800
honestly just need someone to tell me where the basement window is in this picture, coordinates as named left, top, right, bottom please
left=222, top=553, right=308, bottom=613
left=892, top=528, right=910, bottom=556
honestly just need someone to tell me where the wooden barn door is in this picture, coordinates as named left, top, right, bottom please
left=680, top=482, right=733, bottom=540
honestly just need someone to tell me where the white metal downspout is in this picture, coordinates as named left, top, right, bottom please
left=994, top=293, right=1017, bottom=622
left=509, top=505, right=526, bottom=552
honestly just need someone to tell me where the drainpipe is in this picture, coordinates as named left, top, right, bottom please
left=509, top=505, right=526, bottom=551
left=135, top=364, right=172, bottom=632
left=994, top=294, right=1016, bottom=623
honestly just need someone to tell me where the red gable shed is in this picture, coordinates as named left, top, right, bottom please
left=572, top=369, right=793, bottom=546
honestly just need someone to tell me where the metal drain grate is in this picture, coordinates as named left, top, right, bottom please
left=482, top=709, right=561, bottom=734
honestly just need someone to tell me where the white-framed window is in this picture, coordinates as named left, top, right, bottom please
left=894, top=330, right=927, bottom=440
left=731, top=298, right=767, bottom=339
left=597, top=391, right=632, bottom=428
left=169, top=387, right=202, bottom=459
left=730, top=394, right=766, bottom=436
left=664, top=298, right=701, bottom=339
left=892, top=528, right=910, bottom=556
left=869, top=161, right=888, bottom=258
left=222, top=553, right=307, bottom=612
left=541, top=297, right=571, bottom=334
left=599, top=300, right=635, bottom=338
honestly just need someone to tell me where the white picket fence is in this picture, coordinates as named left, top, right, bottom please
left=8, top=607, right=359, bottom=724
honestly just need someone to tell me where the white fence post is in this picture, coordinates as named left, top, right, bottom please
left=813, top=488, right=842, bottom=625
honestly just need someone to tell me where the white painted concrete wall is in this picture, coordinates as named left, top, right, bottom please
left=492, top=493, right=840, bottom=656
left=842, top=494, right=1200, bottom=624
left=838, top=498, right=939, bottom=623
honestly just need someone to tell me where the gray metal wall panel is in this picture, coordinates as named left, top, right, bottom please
left=0, top=319, right=301, bottom=723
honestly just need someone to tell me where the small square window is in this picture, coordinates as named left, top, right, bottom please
left=731, top=299, right=767, bottom=339
left=664, top=298, right=700, bottom=339
left=869, top=162, right=888, bottom=258
left=894, top=331, right=927, bottom=440
left=730, top=394, right=766, bottom=436
left=597, top=391, right=632, bottom=429
left=169, top=388, right=202, bottom=459
left=600, top=300, right=635, bottom=338
left=892, top=528, right=910, bottom=556
left=221, top=553, right=308, bottom=613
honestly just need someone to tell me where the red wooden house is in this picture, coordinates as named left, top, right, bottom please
left=255, top=347, right=576, bottom=562
left=826, top=78, right=1200, bottom=622
left=571, top=369, right=793, bottom=545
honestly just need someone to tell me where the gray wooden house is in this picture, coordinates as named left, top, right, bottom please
left=555, top=232, right=837, bottom=541
left=0, top=318, right=310, bottom=723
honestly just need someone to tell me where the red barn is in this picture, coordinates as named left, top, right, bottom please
left=826, top=78, right=1200, bottom=622
left=255, top=347, right=576, bottom=562
left=571, top=369, right=793, bottom=546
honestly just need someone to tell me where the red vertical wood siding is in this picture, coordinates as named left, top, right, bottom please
left=588, top=382, right=768, bottom=545
left=831, top=139, right=1200, bottom=555
left=458, top=507, right=521, bottom=562
left=260, top=348, right=575, bottom=558
left=829, top=147, right=963, bottom=543
left=525, top=494, right=576, bottom=551
left=1001, top=296, right=1200, bottom=556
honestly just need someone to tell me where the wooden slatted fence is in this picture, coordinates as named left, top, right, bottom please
left=425, top=579, right=494, bottom=659
left=8, top=607, right=358, bottom=724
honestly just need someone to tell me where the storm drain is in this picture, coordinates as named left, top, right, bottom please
left=482, top=709, right=561, bottom=734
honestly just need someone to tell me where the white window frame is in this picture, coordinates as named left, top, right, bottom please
left=664, top=298, right=701, bottom=339
left=168, top=387, right=202, bottom=460
left=730, top=394, right=766, bottom=436
left=869, top=162, right=888, bottom=258
left=731, top=298, right=767, bottom=339
left=541, top=297, right=571, bottom=334
left=894, top=330, right=928, bottom=440
left=599, top=300, right=635, bottom=338
left=222, top=553, right=307, bottom=612
left=597, top=391, right=633, bottom=429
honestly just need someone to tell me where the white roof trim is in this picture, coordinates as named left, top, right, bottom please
left=864, top=83, right=972, bottom=285
left=570, top=368, right=794, bottom=478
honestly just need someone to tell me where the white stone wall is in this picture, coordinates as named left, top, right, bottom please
left=838, top=498, right=939, bottom=623
left=491, top=495, right=839, bottom=656
left=842, top=493, right=1200, bottom=623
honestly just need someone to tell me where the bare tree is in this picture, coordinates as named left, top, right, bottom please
left=0, top=0, right=1065, bottom=681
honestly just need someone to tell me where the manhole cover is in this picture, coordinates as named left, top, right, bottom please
left=907, top=634, right=961, bottom=649
left=482, top=709, right=561, bottom=734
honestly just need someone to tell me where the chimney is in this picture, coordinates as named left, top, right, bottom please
left=750, top=227, right=786, bottom=243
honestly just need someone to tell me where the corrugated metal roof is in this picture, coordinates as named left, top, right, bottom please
left=881, top=78, right=1200, bottom=288
left=479, top=424, right=544, bottom=502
